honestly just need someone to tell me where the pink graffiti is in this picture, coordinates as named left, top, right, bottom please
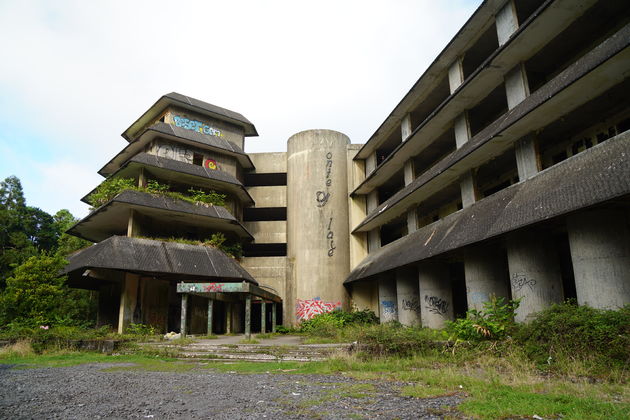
left=296, top=298, right=341, bottom=321
left=203, top=283, right=223, bottom=292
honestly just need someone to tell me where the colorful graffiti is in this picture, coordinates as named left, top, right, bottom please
left=296, top=298, right=341, bottom=321
left=381, top=300, right=397, bottom=314
left=173, top=115, right=223, bottom=137
left=204, top=159, right=218, bottom=170
left=203, top=283, right=223, bottom=293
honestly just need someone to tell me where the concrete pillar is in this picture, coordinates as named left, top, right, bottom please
left=245, top=295, right=252, bottom=339
left=366, top=152, right=377, bottom=175
left=367, top=189, right=379, bottom=211
left=496, top=0, right=518, bottom=46
left=567, top=209, right=630, bottom=309
left=368, top=229, right=381, bottom=252
left=448, top=57, right=464, bottom=93
left=507, top=231, right=564, bottom=322
left=378, top=274, right=398, bottom=323
left=401, top=114, right=413, bottom=141
left=127, top=209, right=140, bottom=237
left=515, top=135, right=541, bottom=181
left=396, top=267, right=421, bottom=326
left=460, top=171, right=479, bottom=208
left=271, top=303, right=277, bottom=333
left=418, top=261, right=454, bottom=329
left=207, top=299, right=213, bottom=335
left=407, top=210, right=418, bottom=234
left=225, top=303, right=232, bottom=334
left=117, top=273, right=139, bottom=334
left=505, top=63, right=530, bottom=110
left=180, top=293, right=188, bottom=336
left=454, top=112, right=471, bottom=149
left=261, top=301, right=266, bottom=333
left=465, top=246, right=509, bottom=311
left=287, top=130, right=351, bottom=324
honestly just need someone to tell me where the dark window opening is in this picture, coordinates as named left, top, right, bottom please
left=514, top=0, right=547, bottom=27
left=244, top=173, right=287, bottom=187
left=243, top=243, right=287, bottom=257
left=449, top=262, right=468, bottom=319
left=243, top=207, right=287, bottom=222
left=477, top=148, right=518, bottom=198
left=413, top=130, right=456, bottom=179
left=554, top=232, right=577, bottom=302
left=408, top=76, right=451, bottom=131
left=377, top=170, right=405, bottom=204
left=468, top=84, right=508, bottom=138
left=193, top=153, right=203, bottom=166
left=380, top=217, right=407, bottom=246
left=524, top=1, right=630, bottom=94
left=461, top=25, right=499, bottom=80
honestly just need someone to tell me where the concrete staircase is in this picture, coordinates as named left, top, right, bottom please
left=142, top=335, right=351, bottom=362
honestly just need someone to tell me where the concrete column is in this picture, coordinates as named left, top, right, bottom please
left=465, top=245, right=509, bottom=311
left=454, top=112, right=471, bottom=149
left=225, top=303, right=232, bottom=334
left=418, top=261, right=454, bottom=329
left=138, top=167, right=147, bottom=188
left=515, top=135, right=541, bottom=181
left=496, top=0, right=518, bottom=46
left=401, top=114, right=413, bottom=141
left=127, top=209, right=140, bottom=237
left=505, top=63, right=530, bottom=110
left=117, top=273, right=139, bottom=334
left=378, top=274, right=398, bottom=323
left=448, top=57, right=464, bottom=93
left=407, top=210, right=418, bottom=234
left=567, top=209, right=630, bottom=309
left=245, top=295, right=252, bottom=339
left=460, top=171, right=479, bottom=209
left=396, top=267, right=421, bottom=326
left=368, top=229, right=381, bottom=253
left=271, top=303, right=277, bottom=333
left=261, top=301, right=267, bottom=333
left=207, top=299, right=213, bottom=335
left=287, top=130, right=351, bottom=324
left=366, top=152, right=377, bottom=175
left=367, top=189, right=379, bottom=211
left=404, top=160, right=415, bottom=186
left=507, top=231, right=564, bottom=322
left=180, top=294, right=188, bottom=336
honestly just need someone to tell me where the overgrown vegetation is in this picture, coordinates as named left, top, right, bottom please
left=86, top=177, right=226, bottom=209
left=446, top=296, right=520, bottom=341
left=138, top=232, right=243, bottom=258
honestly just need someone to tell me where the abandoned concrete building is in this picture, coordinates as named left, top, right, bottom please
left=64, top=0, right=630, bottom=335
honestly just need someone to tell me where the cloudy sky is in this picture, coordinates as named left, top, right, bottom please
left=0, top=0, right=479, bottom=218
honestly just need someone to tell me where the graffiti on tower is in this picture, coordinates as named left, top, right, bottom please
left=296, top=298, right=341, bottom=321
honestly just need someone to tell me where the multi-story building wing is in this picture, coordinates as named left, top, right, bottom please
left=345, top=0, right=630, bottom=326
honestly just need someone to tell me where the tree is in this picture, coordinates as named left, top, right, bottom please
left=53, top=209, right=91, bottom=257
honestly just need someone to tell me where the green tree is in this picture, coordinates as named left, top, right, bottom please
left=53, top=209, right=91, bottom=256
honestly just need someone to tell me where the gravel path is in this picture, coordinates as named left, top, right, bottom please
left=0, top=363, right=465, bottom=419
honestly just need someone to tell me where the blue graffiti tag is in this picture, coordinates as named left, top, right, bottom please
left=381, top=300, right=397, bottom=314
left=173, top=116, right=223, bottom=137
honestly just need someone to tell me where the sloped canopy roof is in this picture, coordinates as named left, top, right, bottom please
left=122, top=92, right=258, bottom=141
left=64, top=236, right=256, bottom=283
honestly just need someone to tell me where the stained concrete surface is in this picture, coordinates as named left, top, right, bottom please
left=0, top=363, right=465, bottom=419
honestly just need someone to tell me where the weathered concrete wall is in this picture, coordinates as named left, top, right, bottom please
left=464, top=245, right=510, bottom=311
left=349, top=279, right=379, bottom=314
left=248, top=152, right=287, bottom=173
left=243, top=221, right=286, bottom=243
left=378, top=274, right=398, bottom=323
left=418, top=262, right=453, bottom=329
left=164, top=106, right=245, bottom=150
left=241, top=256, right=288, bottom=323
left=117, top=273, right=140, bottom=334
left=247, top=186, right=287, bottom=207
left=141, top=278, right=170, bottom=333
left=347, top=144, right=368, bottom=271
left=396, top=267, right=421, bottom=326
left=287, top=130, right=351, bottom=324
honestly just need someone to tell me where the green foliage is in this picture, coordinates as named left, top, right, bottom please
left=514, top=302, right=630, bottom=371
left=298, top=310, right=379, bottom=336
left=125, top=323, right=156, bottom=336
left=86, top=177, right=227, bottom=210
left=0, top=325, right=111, bottom=353
left=53, top=209, right=91, bottom=256
left=447, top=296, right=520, bottom=341
left=86, top=177, right=136, bottom=209
left=0, top=254, right=96, bottom=328
left=138, top=233, right=243, bottom=259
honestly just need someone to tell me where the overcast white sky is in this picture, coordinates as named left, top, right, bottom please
left=0, top=0, right=479, bottom=218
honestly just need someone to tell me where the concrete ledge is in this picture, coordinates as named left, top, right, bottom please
left=247, top=186, right=287, bottom=207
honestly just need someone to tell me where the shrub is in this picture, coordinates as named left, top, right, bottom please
left=514, top=302, right=630, bottom=370
left=298, top=309, right=379, bottom=336
left=126, top=323, right=156, bottom=336
left=187, top=188, right=226, bottom=207
left=353, top=323, right=448, bottom=356
left=87, top=177, right=137, bottom=208
left=447, top=297, right=520, bottom=342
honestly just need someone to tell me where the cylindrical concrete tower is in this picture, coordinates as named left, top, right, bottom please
left=287, top=130, right=351, bottom=324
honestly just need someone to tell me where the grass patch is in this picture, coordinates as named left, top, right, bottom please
left=255, top=332, right=282, bottom=340
left=239, top=338, right=260, bottom=344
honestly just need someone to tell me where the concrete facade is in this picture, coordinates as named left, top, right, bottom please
left=66, top=0, right=630, bottom=332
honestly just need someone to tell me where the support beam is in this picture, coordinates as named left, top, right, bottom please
left=261, top=301, right=267, bottom=333
left=180, top=294, right=188, bottom=336
left=448, top=57, right=464, bottom=93
left=368, top=229, right=381, bottom=253
left=378, top=274, right=398, bottom=323
left=505, top=63, right=530, bottom=110
left=117, top=273, right=139, bottom=334
left=454, top=112, right=471, bottom=149
left=396, top=266, right=421, bottom=326
left=407, top=210, right=418, bottom=234
left=366, top=152, right=377, bottom=176
left=567, top=209, right=630, bottom=309
left=515, top=135, right=541, bottom=181
left=126, top=209, right=140, bottom=237
left=464, top=245, right=509, bottom=311
left=418, top=261, right=453, bottom=329
left=207, top=299, right=213, bottom=335
left=460, top=171, right=479, bottom=209
left=271, top=303, right=277, bottom=333
left=401, top=114, right=413, bottom=141
left=507, top=231, right=564, bottom=322
left=496, top=0, right=518, bottom=46
left=225, top=303, right=232, bottom=334
left=245, top=295, right=252, bottom=339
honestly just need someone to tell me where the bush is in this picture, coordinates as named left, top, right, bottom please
left=0, top=325, right=112, bottom=353
left=447, top=297, right=520, bottom=342
left=514, top=302, right=630, bottom=370
left=298, top=310, right=379, bottom=336
left=353, top=323, right=448, bottom=356
left=125, top=323, right=156, bottom=336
